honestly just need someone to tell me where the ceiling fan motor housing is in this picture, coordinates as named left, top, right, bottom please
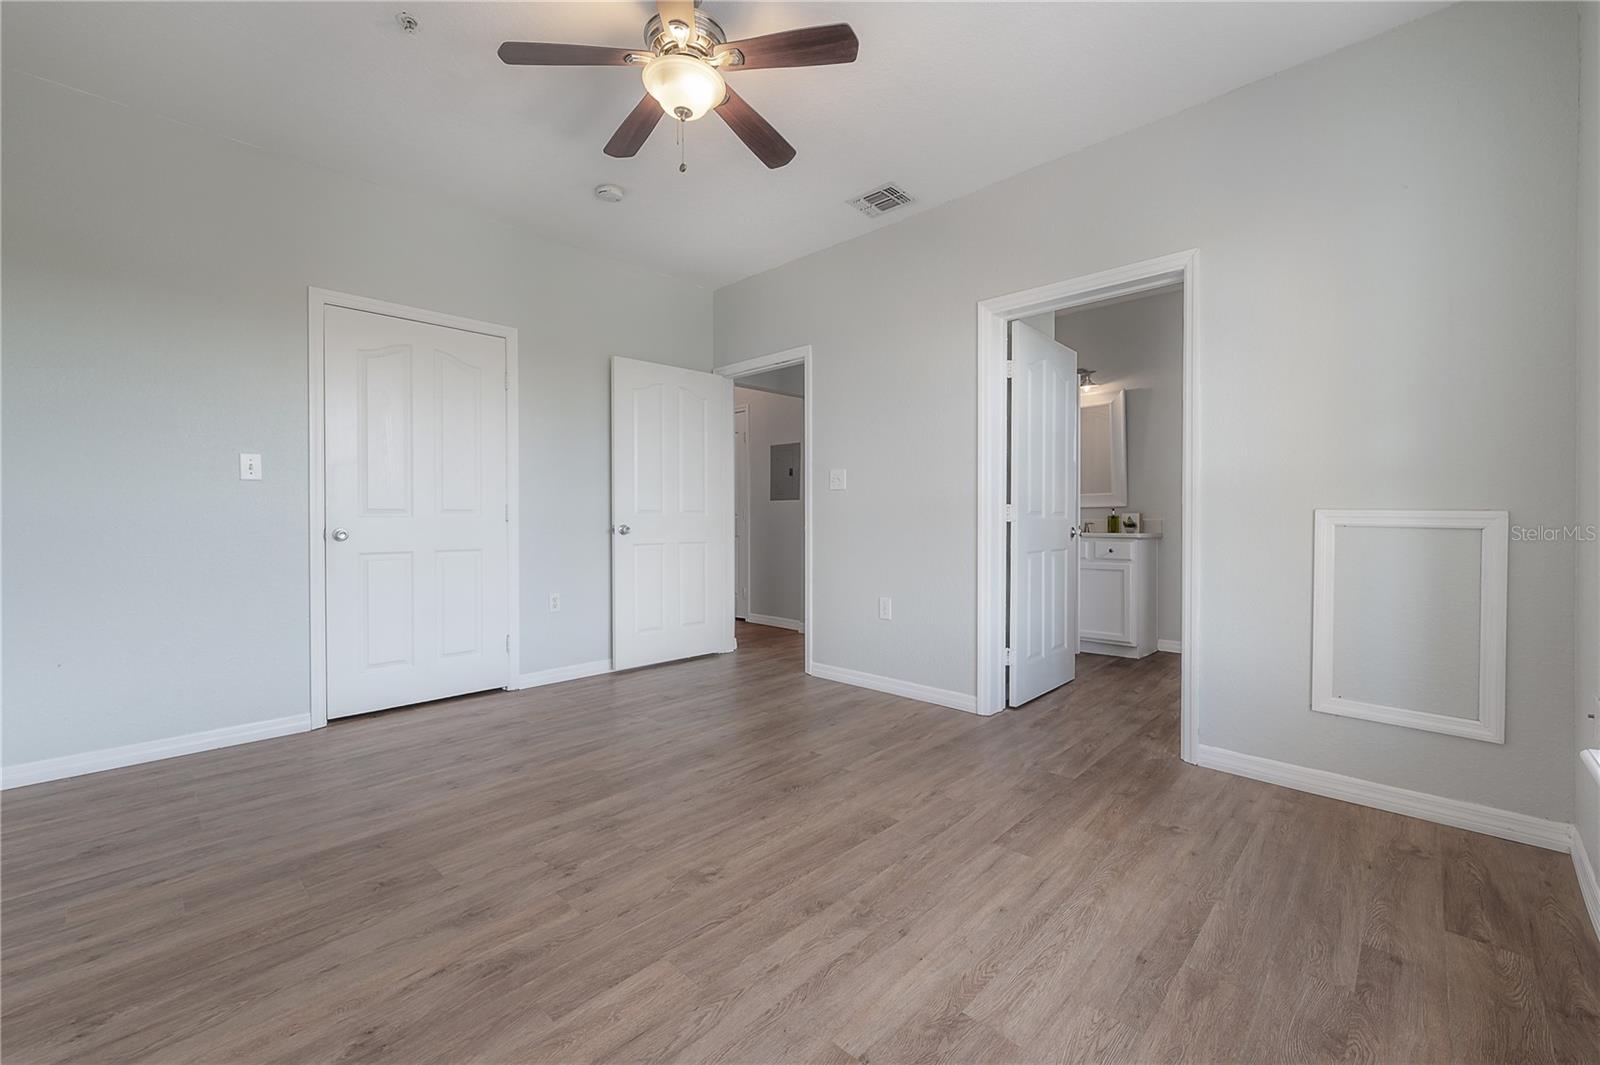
left=643, top=11, right=727, bottom=59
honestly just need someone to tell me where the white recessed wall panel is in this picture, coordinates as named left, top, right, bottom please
left=1312, top=510, right=1508, bottom=743
left=1331, top=525, right=1482, bottom=720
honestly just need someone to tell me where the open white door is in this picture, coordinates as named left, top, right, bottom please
left=611, top=357, right=735, bottom=670
left=1008, top=321, right=1080, bottom=706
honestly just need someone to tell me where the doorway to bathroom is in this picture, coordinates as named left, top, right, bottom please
left=976, top=252, right=1198, bottom=764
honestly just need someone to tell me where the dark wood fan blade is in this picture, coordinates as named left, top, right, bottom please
left=714, top=23, right=858, bottom=70
left=604, top=94, right=665, bottom=158
left=715, top=86, right=795, bottom=169
left=497, top=42, right=639, bottom=66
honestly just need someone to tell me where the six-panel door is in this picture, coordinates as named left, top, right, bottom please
left=1007, top=321, right=1081, bottom=707
left=611, top=357, right=735, bottom=671
left=324, top=306, right=509, bottom=718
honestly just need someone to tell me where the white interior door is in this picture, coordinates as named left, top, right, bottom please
left=612, top=357, right=735, bottom=670
left=324, top=306, right=509, bottom=719
left=1008, top=321, right=1080, bottom=706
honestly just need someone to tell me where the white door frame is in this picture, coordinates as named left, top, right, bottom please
left=307, top=287, right=520, bottom=730
left=733, top=403, right=751, bottom=620
left=975, top=251, right=1199, bottom=763
left=715, top=346, right=813, bottom=675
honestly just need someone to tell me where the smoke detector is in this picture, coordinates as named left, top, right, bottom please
left=594, top=184, right=626, bottom=203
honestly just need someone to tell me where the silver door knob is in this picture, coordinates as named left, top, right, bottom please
left=616, top=524, right=631, bottom=536
left=331, top=528, right=350, bottom=542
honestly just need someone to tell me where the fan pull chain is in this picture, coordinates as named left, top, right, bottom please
left=676, top=115, right=688, bottom=173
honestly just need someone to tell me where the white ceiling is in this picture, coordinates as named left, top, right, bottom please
left=3, top=2, right=1442, bottom=287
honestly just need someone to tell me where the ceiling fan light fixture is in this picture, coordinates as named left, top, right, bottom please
left=641, top=53, right=725, bottom=121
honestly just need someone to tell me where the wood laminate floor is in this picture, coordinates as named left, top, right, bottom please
left=3, top=623, right=1598, bottom=1064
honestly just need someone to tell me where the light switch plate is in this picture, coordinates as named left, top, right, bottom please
left=878, top=596, right=893, bottom=621
left=829, top=468, right=847, bottom=490
left=239, top=453, right=262, bottom=480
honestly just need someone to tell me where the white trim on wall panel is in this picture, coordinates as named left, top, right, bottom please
left=1310, top=508, right=1508, bottom=744
left=1196, top=745, right=1572, bottom=852
left=809, top=662, right=977, bottom=714
left=2, top=717, right=310, bottom=790
left=307, top=288, right=521, bottom=730
left=976, top=250, right=1200, bottom=765
left=717, top=346, right=814, bottom=678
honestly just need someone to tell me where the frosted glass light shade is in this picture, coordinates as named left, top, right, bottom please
left=642, top=54, right=726, bottom=121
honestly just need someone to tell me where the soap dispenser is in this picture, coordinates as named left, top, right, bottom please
left=1106, top=509, right=1122, bottom=534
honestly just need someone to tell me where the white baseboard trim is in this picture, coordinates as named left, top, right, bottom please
left=515, top=659, right=613, bottom=690
left=1, top=716, right=310, bottom=790
left=1157, top=639, right=1183, bottom=654
left=744, top=614, right=805, bottom=633
left=1195, top=744, right=1573, bottom=852
left=809, top=662, right=978, bottom=714
left=1573, top=824, right=1600, bottom=946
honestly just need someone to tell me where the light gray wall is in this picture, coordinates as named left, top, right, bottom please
left=713, top=3, right=1580, bottom=822
left=1055, top=290, right=1183, bottom=644
left=1576, top=3, right=1600, bottom=868
left=735, top=386, right=805, bottom=625
left=2, top=71, right=711, bottom=768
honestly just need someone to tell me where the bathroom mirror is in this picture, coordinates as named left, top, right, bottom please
left=1080, top=388, right=1128, bottom=508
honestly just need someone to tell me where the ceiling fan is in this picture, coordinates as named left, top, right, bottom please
left=498, top=0, right=858, bottom=170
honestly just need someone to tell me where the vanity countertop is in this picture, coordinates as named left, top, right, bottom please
left=1081, top=531, right=1163, bottom=540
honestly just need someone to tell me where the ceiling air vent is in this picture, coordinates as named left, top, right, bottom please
left=848, top=183, right=915, bottom=217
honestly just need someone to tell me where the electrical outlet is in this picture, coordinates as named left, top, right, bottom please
left=878, top=596, right=893, bottom=621
left=549, top=592, right=561, bottom=613
left=239, top=453, right=262, bottom=480
left=829, top=468, right=847, bottom=490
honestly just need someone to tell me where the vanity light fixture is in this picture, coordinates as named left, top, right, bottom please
left=1078, top=369, right=1098, bottom=391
